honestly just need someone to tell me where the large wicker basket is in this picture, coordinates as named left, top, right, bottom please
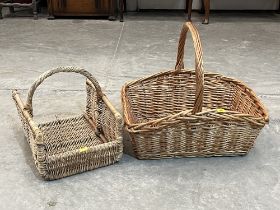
left=122, top=22, right=269, bottom=160
left=13, top=67, right=123, bottom=180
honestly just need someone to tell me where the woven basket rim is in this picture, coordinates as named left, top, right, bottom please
left=37, top=114, right=85, bottom=127
left=124, top=69, right=247, bottom=88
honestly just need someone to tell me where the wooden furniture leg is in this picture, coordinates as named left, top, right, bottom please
left=108, top=0, right=116, bottom=20
left=47, top=0, right=55, bottom=19
left=200, top=0, right=204, bottom=13
left=9, top=0, right=15, bottom=15
left=202, top=0, right=210, bottom=24
left=136, top=0, right=139, bottom=12
left=0, top=4, right=3, bottom=19
left=278, top=0, right=280, bottom=14
left=119, top=0, right=123, bottom=22
left=186, top=0, right=193, bottom=21
left=32, top=0, right=38, bottom=20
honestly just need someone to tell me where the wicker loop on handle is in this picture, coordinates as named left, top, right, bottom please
left=25, top=66, right=103, bottom=115
left=175, top=22, right=204, bottom=114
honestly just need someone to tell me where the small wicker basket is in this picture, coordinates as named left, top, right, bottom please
left=122, top=22, right=269, bottom=160
left=13, top=67, right=123, bottom=180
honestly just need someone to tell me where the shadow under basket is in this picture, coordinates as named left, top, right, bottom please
left=121, top=22, right=269, bottom=160
left=13, top=67, right=123, bottom=180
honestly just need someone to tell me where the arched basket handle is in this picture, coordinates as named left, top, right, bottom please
left=175, top=22, right=204, bottom=114
left=25, top=66, right=104, bottom=116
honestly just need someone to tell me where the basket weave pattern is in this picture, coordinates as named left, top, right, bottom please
left=122, top=22, right=269, bottom=160
left=13, top=67, right=123, bottom=180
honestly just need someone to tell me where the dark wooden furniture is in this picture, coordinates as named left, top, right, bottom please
left=187, top=0, right=280, bottom=24
left=187, top=0, right=210, bottom=24
left=0, top=0, right=40, bottom=19
left=47, top=0, right=123, bottom=21
left=119, top=0, right=124, bottom=21
left=120, top=0, right=190, bottom=22
left=200, top=0, right=210, bottom=24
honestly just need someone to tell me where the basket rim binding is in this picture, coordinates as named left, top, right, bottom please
left=121, top=22, right=269, bottom=133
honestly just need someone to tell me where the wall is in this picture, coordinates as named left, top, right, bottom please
left=126, top=0, right=279, bottom=11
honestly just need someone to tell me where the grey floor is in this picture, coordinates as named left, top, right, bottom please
left=0, top=8, right=280, bottom=210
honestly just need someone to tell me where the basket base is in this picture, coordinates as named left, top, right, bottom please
left=133, top=151, right=249, bottom=160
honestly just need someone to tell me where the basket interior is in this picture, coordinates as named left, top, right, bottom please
left=38, top=115, right=104, bottom=157
left=124, top=70, right=266, bottom=124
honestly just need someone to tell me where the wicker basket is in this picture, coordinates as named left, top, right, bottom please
left=13, top=67, right=123, bottom=180
left=122, top=22, right=269, bottom=160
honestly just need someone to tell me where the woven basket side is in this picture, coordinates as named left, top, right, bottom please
left=14, top=98, right=36, bottom=145
left=36, top=115, right=123, bottom=180
left=124, top=71, right=239, bottom=124
left=100, top=104, right=123, bottom=142
left=124, top=71, right=197, bottom=124
left=43, top=141, right=122, bottom=180
left=86, top=81, right=123, bottom=146
left=12, top=91, right=48, bottom=177
left=230, top=84, right=267, bottom=119
left=129, top=118, right=262, bottom=159
left=201, top=75, right=235, bottom=110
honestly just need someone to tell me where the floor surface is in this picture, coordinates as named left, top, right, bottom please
left=0, top=9, right=280, bottom=210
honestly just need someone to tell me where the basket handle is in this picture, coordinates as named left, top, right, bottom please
left=175, top=22, right=204, bottom=114
left=25, top=66, right=104, bottom=116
